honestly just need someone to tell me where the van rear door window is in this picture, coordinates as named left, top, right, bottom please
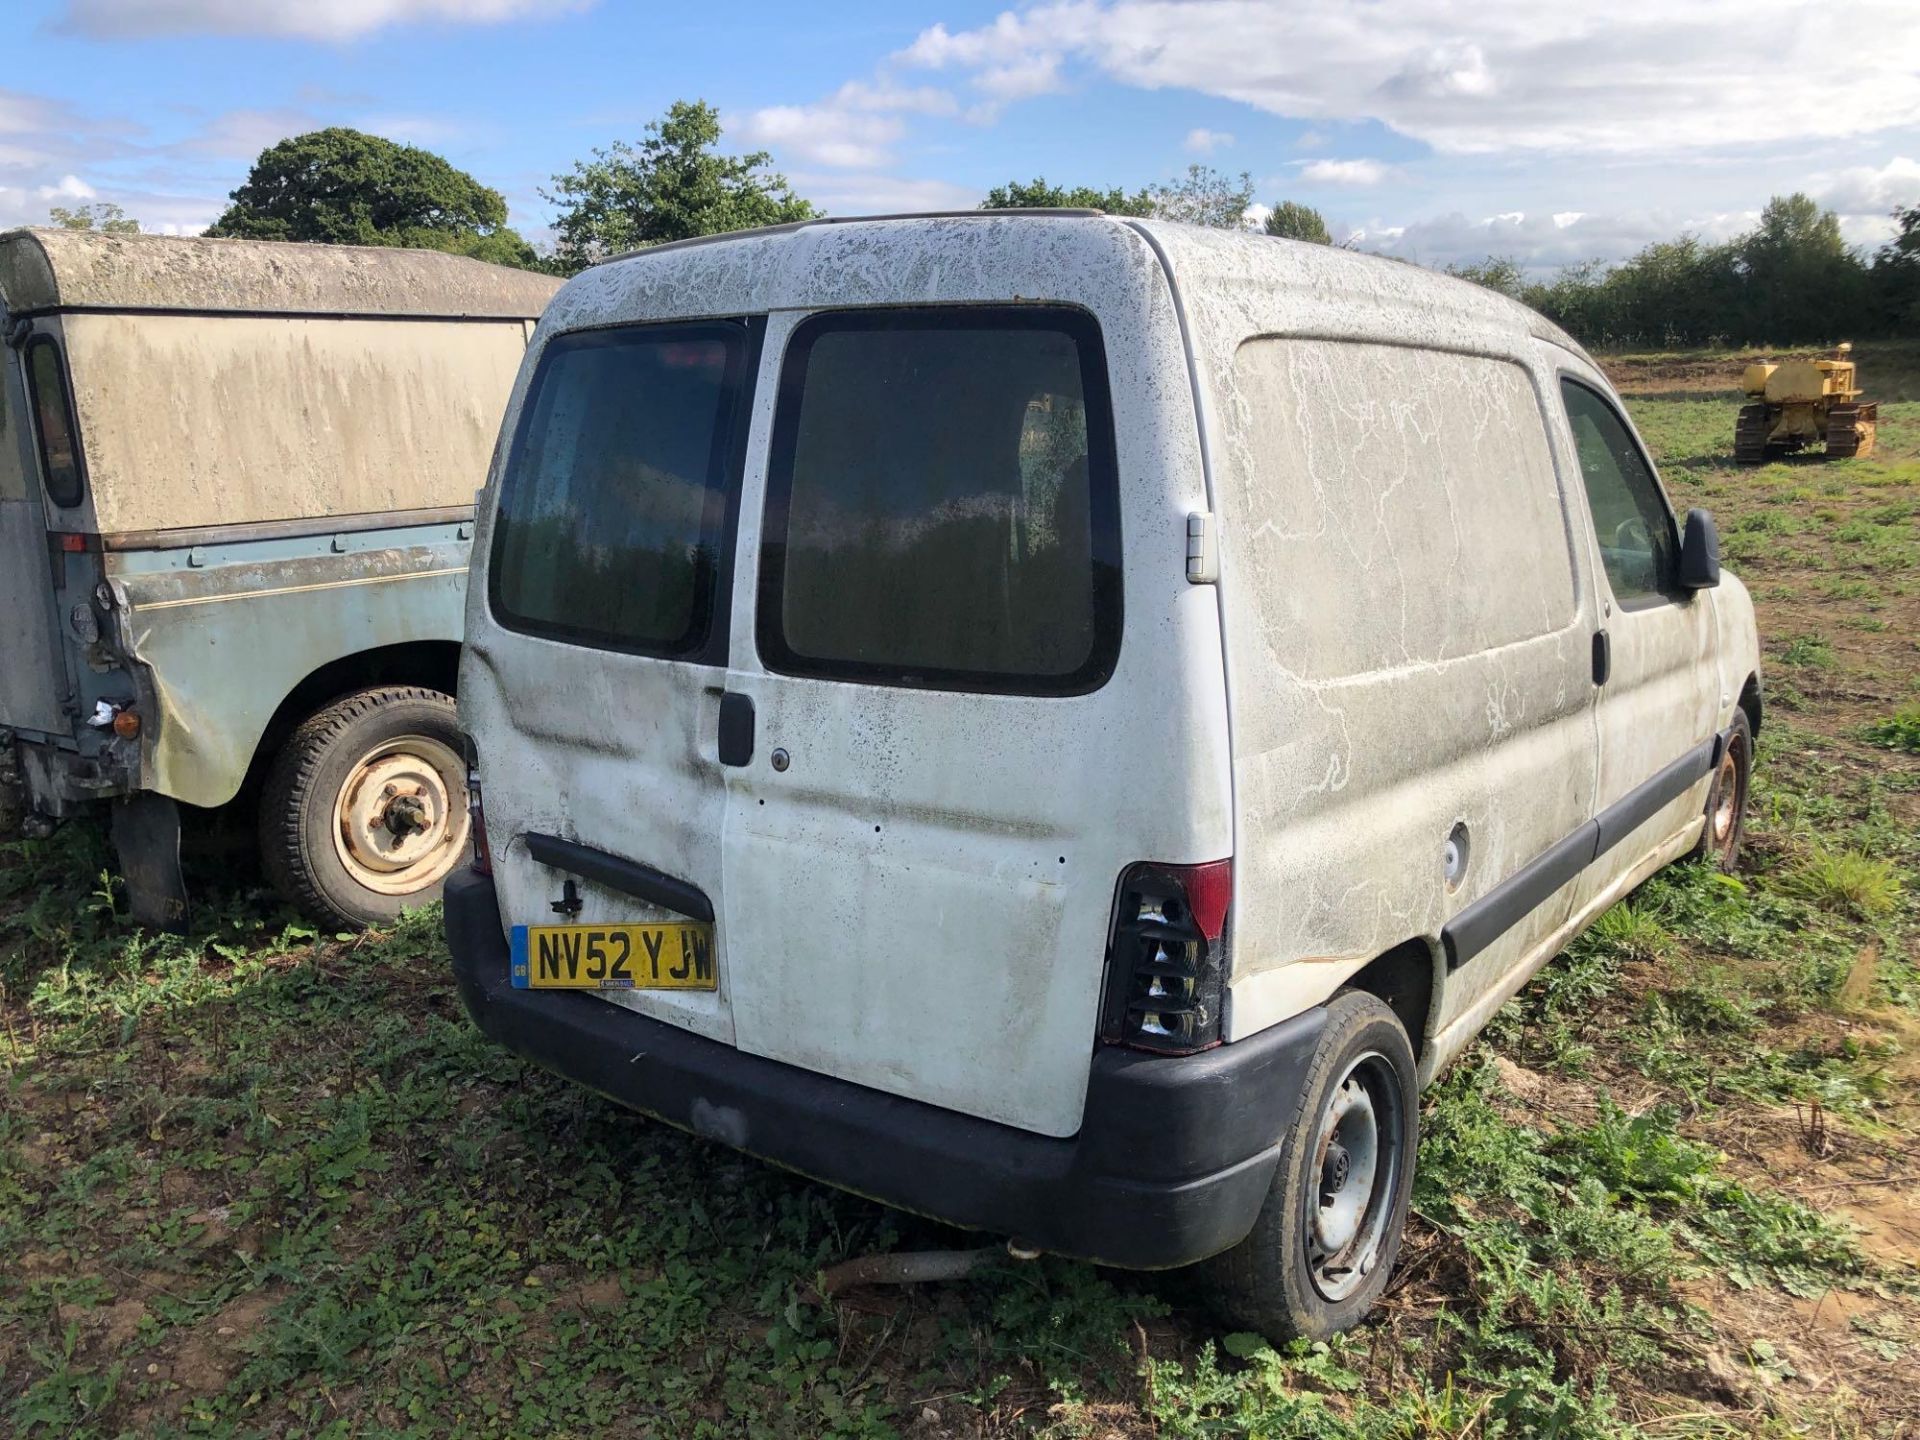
left=488, top=322, right=754, bottom=660
left=758, top=307, right=1121, bottom=695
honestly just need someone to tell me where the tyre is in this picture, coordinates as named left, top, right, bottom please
left=1689, top=709, right=1751, bottom=873
left=1196, top=991, right=1418, bottom=1343
left=260, top=686, right=470, bottom=930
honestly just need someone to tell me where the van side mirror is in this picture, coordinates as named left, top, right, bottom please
left=1678, top=508, right=1721, bottom=590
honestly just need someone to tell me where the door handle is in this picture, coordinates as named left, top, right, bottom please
left=1591, top=630, right=1611, bottom=687
left=718, top=691, right=754, bottom=767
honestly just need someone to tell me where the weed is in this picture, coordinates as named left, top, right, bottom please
left=1590, top=903, right=1672, bottom=964
left=1864, top=703, right=1920, bottom=754
left=1779, top=634, right=1835, bottom=669
left=1777, top=847, right=1904, bottom=917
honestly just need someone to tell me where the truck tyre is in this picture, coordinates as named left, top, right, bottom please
left=1689, top=709, right=1751, bottom=873
left=1196, top=991, right=1418, bottom=1343
left=260, top=686, right=470, bottom=930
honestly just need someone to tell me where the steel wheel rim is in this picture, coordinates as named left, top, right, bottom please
left=1711, top=744, right=1742, bottom=846
left=1305, top=1051, right=1404, bottom=1302
left=332, top=735, right=469, bottom=897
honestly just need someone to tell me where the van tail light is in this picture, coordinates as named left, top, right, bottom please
left=1100, top=859, right=1232, bottom=1055
left=462, top=733, right=492, bottom=876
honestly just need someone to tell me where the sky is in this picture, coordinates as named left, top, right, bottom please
left=3, top=0, right=1918, bottom=272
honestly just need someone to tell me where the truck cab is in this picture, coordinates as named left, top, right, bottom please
left=0, top=229, right=558, bottom=926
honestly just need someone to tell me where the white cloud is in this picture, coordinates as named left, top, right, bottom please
left=728, top=77, right=961, bottom=172
left=39, top=174, right=97, bottom=200
left=181, top=107, right=316, bottom=158
left=1352, top=206, right=1758, bottom=270
left=895, top=2, right=1920, bottom=157
left=730, top=105, right=904, bottom=171
left=830, top=80, right=959, bottom=117
left=57, top=0, right=591, bottom=41
left=1811, top=155, right=1920, bottom=216
left=790, top=172, right=981, bottom=215
left=1299, top=158, right=1390, bottom=186
left=1185, top=127, right=1233, bottom=154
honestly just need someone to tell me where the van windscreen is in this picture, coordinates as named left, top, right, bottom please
left=759, top=307, right=1121, bottom=695
left=488, top=322, right=752, bottom=659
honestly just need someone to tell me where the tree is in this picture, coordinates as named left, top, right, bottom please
left=983, top=167, right=1256, bottom=229
left=1262, top=200, right=1331, bottom=244
left=1874, top=201, right=1920, bottom=328
left=1150, top=165, right=1256, bottom=229
left=1445, top=256, right=1527, bottom=300
left=981, top=177, right=1155, bottom=216
left=206, top=128, right=535, bottom=267
left=1734, top=193, right=1867, bottom=341
left=49, top=202, right=140, bottom=234
left=543, top=101, right=816, bottom=274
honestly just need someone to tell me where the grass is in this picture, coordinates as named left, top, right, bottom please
left=2, top=345, right=1919, bottom=1437
left=1866, top=704, right=1920, bottom=754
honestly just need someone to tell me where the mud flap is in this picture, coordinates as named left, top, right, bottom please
left=112, top=793, right=190, bottom=932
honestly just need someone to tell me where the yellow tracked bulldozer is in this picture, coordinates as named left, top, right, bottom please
left=1733, top=343, right=1876, bottom=464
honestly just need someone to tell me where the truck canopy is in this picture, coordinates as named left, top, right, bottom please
left=0, top=230, right=559, bottom=535
left=0, top=228, right=558, bottom=320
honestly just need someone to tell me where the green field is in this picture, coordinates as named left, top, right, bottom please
left=3, top=347, right=1918, bottom=1438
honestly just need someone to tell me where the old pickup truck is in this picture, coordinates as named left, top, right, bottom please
left=0, top=229, right=558, bottom=928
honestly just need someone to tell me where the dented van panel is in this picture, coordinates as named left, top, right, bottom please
left=103, top=522, right=471, bottom=807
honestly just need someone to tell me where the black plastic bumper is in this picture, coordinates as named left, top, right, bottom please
left=444, top=868, right=1325, bottom=1269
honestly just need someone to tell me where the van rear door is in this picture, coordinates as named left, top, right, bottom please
left=467, top=319, right=760, bottom=1044
left=0, top=330, right=71, bottom=735
left=715, top=305, right=1155, bottom=1139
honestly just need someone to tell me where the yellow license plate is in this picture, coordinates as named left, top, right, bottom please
left=510, top=922, right=716, bottom=990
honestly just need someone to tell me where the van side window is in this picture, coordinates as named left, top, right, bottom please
left=488, top=322, right=753, bottom=660
left=759, top=307, right=1121, bottom=695
left=25, top=337, right=84, bottom=508
left=1559, top=379, right=1678, bottom=604
left=1224, top=339, right=1576, bottom=682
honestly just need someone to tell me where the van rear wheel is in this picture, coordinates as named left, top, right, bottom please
left=1196, top=992, right=1417, bottom=1343
left=261, top=687, right=470, bottom=930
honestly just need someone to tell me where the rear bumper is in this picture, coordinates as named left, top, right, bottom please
left=9, top=733, right=136, bottom=817
left=444, top=869, right=1326, bottom=1270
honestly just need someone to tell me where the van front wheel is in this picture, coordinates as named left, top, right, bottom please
left=1197, top=992, right=1418, bottom=1343
left=261, top=687, right=470, bottom=930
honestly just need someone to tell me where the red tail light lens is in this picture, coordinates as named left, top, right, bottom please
left=1100, top=859, right=1232, bottom=1054
left=462, top=733, right=492, bottom=876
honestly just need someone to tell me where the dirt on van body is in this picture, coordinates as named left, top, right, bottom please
left=1, top=344, right=1918, bottom=1437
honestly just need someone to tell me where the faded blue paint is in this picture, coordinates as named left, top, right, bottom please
left=100, top=520, right=472, bottom=808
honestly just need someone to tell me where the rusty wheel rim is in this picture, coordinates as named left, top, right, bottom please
left=332, top=735, right=469, bottom=897
left=1711, top=748, right=1740, bottom=847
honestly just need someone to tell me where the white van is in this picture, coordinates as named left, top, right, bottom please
left=446, top=213, right=1761, bottom=1339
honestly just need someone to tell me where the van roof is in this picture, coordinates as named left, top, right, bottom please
left=0, top=228, right=561, bottom=320
left=575, top=211, right=1580, bottom=355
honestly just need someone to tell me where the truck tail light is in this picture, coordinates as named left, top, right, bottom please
left=462, top=733, right=492, bottom=876
left=1100, top=859, right=1232, bottom=1054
